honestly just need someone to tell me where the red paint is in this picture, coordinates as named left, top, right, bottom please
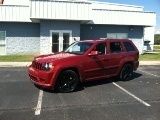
left=28, top=39, right=139, bottom=89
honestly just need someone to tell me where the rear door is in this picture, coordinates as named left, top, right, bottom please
left=107, top=40, right=126, bottom=75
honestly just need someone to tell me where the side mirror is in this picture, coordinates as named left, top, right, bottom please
left=88, top=51, right=99, bottom=56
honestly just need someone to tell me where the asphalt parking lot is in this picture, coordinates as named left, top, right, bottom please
left=0, top=65, right=160, bottom=120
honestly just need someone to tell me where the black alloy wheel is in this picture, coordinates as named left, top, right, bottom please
left=57, top=70, right=79, bottom=93
left=119, top=64, right=133, bottom=81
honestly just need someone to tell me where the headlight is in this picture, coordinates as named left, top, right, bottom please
left=42, top=63, right=53, bottom=71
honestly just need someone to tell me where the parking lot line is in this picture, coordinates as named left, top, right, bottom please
left=138, top=70, right=160, bottom=78
left=35, top=90, right=44, bottom=115
left=112, top=82, right=151, bottom=107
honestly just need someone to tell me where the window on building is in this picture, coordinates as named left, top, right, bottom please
left=95, top=43, right=106, bottom=54
left=0, top=31, right=6, bottom=55
left=107, top=33, right=128, bottom=39
left=110, top=42, right=122, bottom=53
left=0, top=31, right=5, bottom=44
left=123, top=42, right=136, bottom=52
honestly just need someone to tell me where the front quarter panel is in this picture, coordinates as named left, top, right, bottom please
left=53, top=55, right=86, bottom=83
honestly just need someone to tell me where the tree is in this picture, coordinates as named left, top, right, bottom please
left=154, top=34, right=160, bottom=45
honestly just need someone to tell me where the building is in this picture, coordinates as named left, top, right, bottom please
left=0, top=0, right=156, bottom=55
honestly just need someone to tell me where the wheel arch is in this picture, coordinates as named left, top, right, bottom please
left=118, top=61, right=134, bottom=75
left=123, top=61, right=134, bottom=67
left=56, top=66, right=82, bottom=83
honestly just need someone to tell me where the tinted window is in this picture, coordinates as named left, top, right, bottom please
left=96, top=43, right=106, bottom=54
left=110, top=42, right=122, bottom=53
left=123, top=42, right=136, bottom=52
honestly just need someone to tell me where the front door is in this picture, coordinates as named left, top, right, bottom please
left=84, top=42, right=107, bottom=81
left=51, top=30, right=72, bottom=53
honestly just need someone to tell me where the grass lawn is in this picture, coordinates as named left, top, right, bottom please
left=0, top=55, right=35, bottom=62
left=154, top=45, right=160, bottom=52
left=139, top=53, right=160, bottom=61
left=140, top=45, right=160, bottom=61
left=154, top=45, right=160, bottom=50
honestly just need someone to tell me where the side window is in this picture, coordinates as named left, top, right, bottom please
left=123, top=42, right=136, bottom=52
left=95, top=43, right=106, bottom=54
left=110, top=42, right=122, bottom=53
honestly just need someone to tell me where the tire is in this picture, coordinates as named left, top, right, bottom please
left=119, top=64, right=133, bottom=81
left=56, top=70, right=79, bottom=93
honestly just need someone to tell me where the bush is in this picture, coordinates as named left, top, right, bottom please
left=154, top=34, right=160, bottom=45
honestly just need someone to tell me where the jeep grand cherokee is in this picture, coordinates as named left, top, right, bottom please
left=28, top=39, right=139, bottom=92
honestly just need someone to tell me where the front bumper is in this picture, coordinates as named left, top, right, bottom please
left=28, top=66, right=55, bottom=89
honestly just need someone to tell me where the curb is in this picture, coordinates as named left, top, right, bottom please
left=139, top=61, right=160, bottom=66
left=0, top=62, right=31, bottom=67
left=0, top=61, right=160, bottom=67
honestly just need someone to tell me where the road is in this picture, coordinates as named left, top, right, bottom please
left=0, top=66, right=160, bottom=120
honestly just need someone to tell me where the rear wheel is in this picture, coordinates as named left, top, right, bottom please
left=56, top=70, right=79, bottom=93
left=119, top=64, right=133, bottom=81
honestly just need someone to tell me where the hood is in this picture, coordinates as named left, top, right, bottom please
left=34, top=52, right=76, bottom=63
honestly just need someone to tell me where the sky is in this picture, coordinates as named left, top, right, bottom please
left=100, top=0, right=160, bottom=30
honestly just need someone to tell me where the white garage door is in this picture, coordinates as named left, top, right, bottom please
left=107, top=33, right=128, bottom=39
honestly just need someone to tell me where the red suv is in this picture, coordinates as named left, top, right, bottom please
left=28, top=39, right=139, bottom=92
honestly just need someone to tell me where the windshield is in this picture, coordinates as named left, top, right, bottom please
left=64, top=42, right=93, bottom=54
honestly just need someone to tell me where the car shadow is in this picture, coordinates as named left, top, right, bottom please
left=35, top=72, right=142, bottom=93
left=82, top=72, right=142, bottom=89
left=128, top=72, right=142, bottom=81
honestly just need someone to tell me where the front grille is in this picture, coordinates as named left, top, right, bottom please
left=32, top=60, right=43, bottom=70
left=29, top=74, right=38, bottom=82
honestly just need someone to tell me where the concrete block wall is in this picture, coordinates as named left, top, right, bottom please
left=0, top=22, right=40, bottom=55
left=6, top=37, right=40, bottom=54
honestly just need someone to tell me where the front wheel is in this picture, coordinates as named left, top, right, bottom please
left=119, top=64, right=133, bottom=81
left=56, top=70, right=79, bottom=93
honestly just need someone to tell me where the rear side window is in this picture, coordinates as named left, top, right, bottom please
left=123, top=42, right=136, bottom=52
left=110, top=42, right=122, bottom=53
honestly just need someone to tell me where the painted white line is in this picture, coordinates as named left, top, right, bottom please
left=112, top=82, right=151, bottom=107
left=138, top=69, right=160, bottom=78
left=35, top=90, right=44, bottom=115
